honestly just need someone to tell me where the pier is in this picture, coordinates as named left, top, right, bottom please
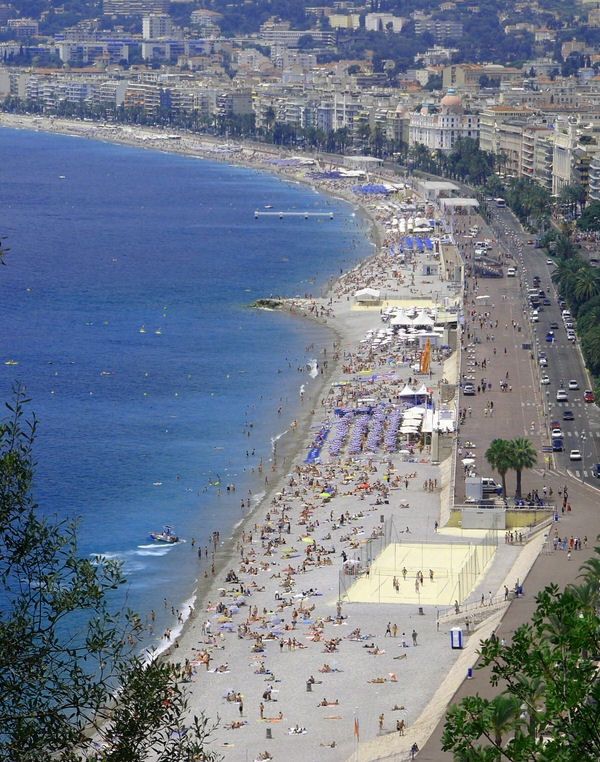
left=254, top=210, right=334, bottom=219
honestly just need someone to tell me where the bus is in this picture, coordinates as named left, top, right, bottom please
left=495, top=198, right=506, bottom=208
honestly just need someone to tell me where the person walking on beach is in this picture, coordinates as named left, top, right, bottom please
left=385, top=622, right=392, bottom=637
left=379, top=713, right=384, bottom=732
left=412, top=629, right=418, bottom=646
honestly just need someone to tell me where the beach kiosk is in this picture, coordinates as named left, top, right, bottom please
left=354, top=287, right=381, bottom=306
left=450, top=627, right=463, bottom=649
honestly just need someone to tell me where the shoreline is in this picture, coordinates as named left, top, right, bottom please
left=3, top=113, right=545, bottom=762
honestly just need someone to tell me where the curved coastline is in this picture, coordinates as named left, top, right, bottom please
left=2, top=113, right=529, bottom=762
left=2, top=113, right=456, bottom=760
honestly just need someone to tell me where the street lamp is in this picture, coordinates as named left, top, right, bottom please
left=581, top=432, right=587, bottom=483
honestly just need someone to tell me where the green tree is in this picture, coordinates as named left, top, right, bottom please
left=576, top=200, right=600, bottom=231
left=0, top=386, right=219, bottom=761
left=484, top=439, right=512, bottom=497
left=442, top=542, right=600, bottom=760
left=508, top=437, right=537, bottom=498
left=573, top=266, right=600, bottom=304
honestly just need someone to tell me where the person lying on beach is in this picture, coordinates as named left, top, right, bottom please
left=368, top=677, right=387, bottom=683
left=320, top=741, right=337, bottom=748
left=228, top=720, right=246, bottom=729
left=256, top=752, right=273, bottom=761
left=319, top=664, right=332, bottom=673
left=318, top=698, right=339, bottom=706
left=288, top=725, right=307, bottom=735
left=392, top=704, right=405, bottom=711
left=367, top=646, right=384, bottom=655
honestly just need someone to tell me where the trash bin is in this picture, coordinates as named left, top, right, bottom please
left=266, top=727, right=272, bottom=739
left=467, top=667, right=473, bottom=679
left=450, top=627, right=463, bottom=649
left=306, top=681, right=312, bottom=692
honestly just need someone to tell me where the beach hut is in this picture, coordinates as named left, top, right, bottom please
left=354, top=288, right=381, bottom=305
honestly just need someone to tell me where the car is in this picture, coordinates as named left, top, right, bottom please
left=541, top=375, right=550, bottom=385
left=565, top=321, right=574, bottom=330
left=551, top=427, right=563, bottom=439
left=546, top=259, right=553, bottom=266
left=532, top=313, right=539, bottom=322
left=545, top=331, right=554, bottom=341
left=592, top=463, right=600, bottom=478
left=568, top=333, right=576, bottom=343
left=539, top=356, right=548, bottom=367
left=506, top=267, right=516, bottom=277
left=549, top=322, right=559, bottom=330
left=556, top=390, right=568, bottom=401
left=568, top=380, right=579, bottom=390
left=562, top=410, right=574, bottom=421
left=463, top=383, right=475, bottom=395
left=570, top=449, right=582, bottom=461
left=552, top=438, right=563, bottom=452
left=543, top=298, right=551, bottom=306
left=584, top=389, right=595, bottom=402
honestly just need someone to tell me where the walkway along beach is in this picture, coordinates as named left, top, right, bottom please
left=0, top=115, right=573, bottom=762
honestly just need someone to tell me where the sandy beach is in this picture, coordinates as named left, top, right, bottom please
left=1, top=113, right=551, bottom=762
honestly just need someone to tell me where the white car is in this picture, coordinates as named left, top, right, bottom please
left=551, top=428, right=563, bottom=439
left=556, top=390, right=568, bottom=401
left=568, top=380, right=579, bottom=390
left=568, top=333, right=576, bottom=342
left=541, top=375, right=550, bottom=385
left=570, top=449, right=582, bottom=461
left=546, top=259, right=553, bottom=266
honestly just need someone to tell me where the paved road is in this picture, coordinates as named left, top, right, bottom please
left=494, top=207, right=600, bottom=482
left=418, top=207, right=600, bottom=761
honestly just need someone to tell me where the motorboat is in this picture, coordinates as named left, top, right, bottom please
left=149, top=525, right=179, bottom=543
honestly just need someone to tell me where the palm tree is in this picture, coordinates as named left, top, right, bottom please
left=509, top=438, right=537, bottom=498
left=488, top=694, right=520, bottom=747
left=573, top=267, right=600, bottom=304
left=485, top=439, right=512, bottom=497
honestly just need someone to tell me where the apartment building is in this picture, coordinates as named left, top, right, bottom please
left=479, top=104, right=534, bottom=154
left=142, top=14, right=172, bottom=39
left=521, top=126, right=554, bottom=189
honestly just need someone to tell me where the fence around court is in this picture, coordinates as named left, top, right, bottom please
left=451, top=527, right=498, bottom=605
left=337, top=515, right=401, bottom=602
left=338, top=521, right=502, bottom=607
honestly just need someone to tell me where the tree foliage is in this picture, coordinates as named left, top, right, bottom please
left=483, top=437, right=536, bottom=498
left=443, top=543, right=600, bottom=760
left=0, top=385, right=219, bottom=762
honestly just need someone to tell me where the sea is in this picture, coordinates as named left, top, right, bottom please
left=0, top=127, right=372, bottom=651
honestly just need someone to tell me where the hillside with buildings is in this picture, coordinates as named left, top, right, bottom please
left=1, top=0, right=600, bottom=203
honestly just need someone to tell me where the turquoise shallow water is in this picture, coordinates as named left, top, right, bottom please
left=0, top=127, right=371, bottom=646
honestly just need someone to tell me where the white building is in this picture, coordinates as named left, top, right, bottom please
left=409, top=91, right=479, bottom=151
left=142, top=14, right=172, bottom=39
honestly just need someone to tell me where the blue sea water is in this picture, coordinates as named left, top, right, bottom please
left=0, top=127, right=371, bottom=647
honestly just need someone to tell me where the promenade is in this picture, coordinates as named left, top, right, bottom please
left=417, top=210, right=600, bottom=761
